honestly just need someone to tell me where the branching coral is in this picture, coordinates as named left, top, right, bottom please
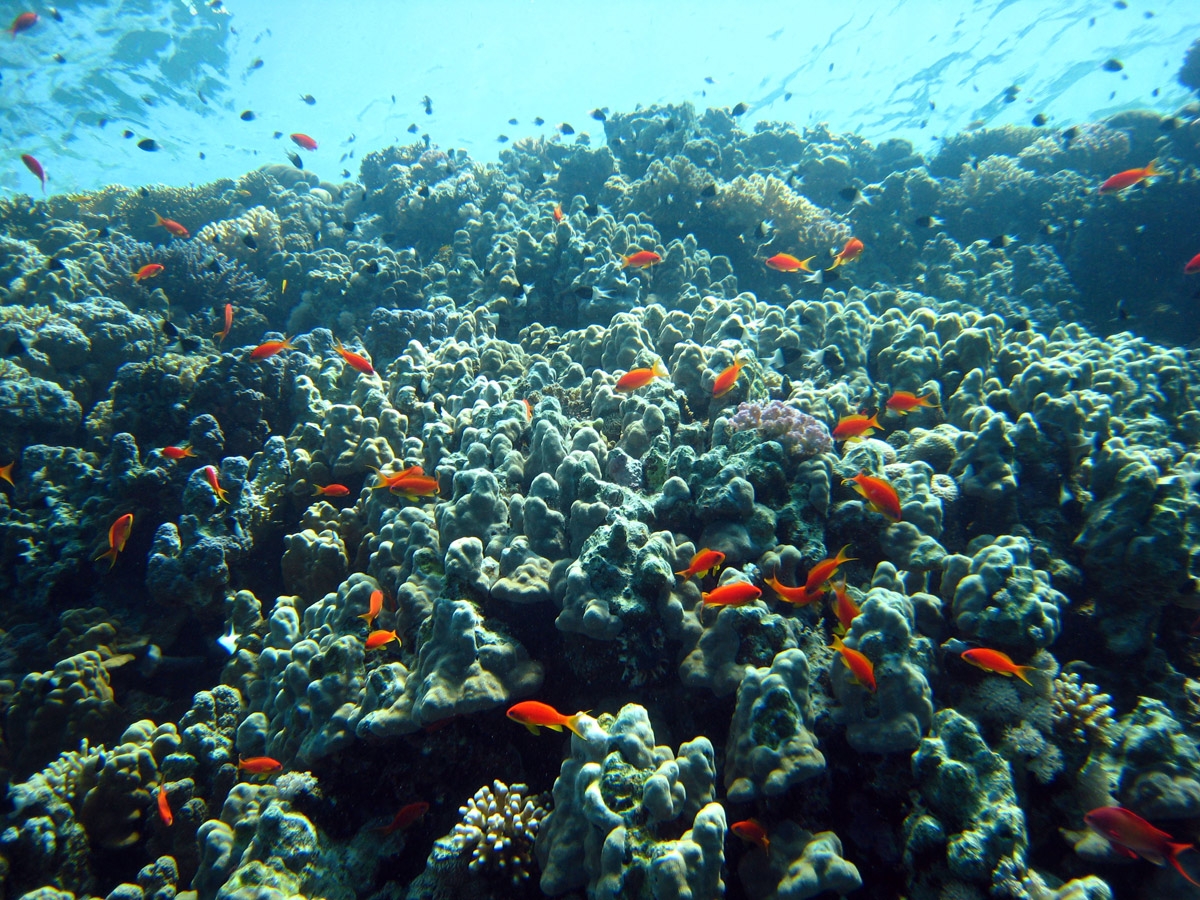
left=729, top=399, right=833, bottom=459
left=449, top=780, right=548, bottom=884
left=1050, top=671, right=1115, bottom=747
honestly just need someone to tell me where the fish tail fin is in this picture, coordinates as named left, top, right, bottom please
left=565, top=711, right=591, bottom=739
left=653, top=359, right=669, bottom=378
left=1167, top=843, right=1200, bottom=887
left=674, top=568, right=689, bottom=578
left=834, top=543, right=857, bottom=566
left=868, top=412, right=883, bottom=431
left=95, top=547, right=118, bottom=568
left=831, top=634, right=845, bottom=651
left=312, top=485, right=324, bottom=495
left=799, top=255, right=817, bottom=272
left=1145, top=160, right=1163, bottom=178
left=152, top=211, right=164, bottom=226
left=1015, top=665, right=1036, bottom=687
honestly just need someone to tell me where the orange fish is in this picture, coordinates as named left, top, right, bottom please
left=764, top=572, right=825, bottom=607
left=238, top=756, right=283, bottom=775
left=701, top=581, right=763, bottom=607
left=334, top=340, right=375, bottom=375
left=1186, top=252, right=1200, bottom=276
left=830, top=579, right=861, bottom=633
left=730, top=819, right=770, bottom=854
left=377, top=801, right=430, bottom=836
left=389, top=472, right=439, bottom=501
left=552, top=203, right=564, bottom=223
left=960, top=648, right=1035, bottom=686
left=134, top=263, right=164, bottom=282
left=95, top=513, right=133, bottom=568
left=523, top=398, right=533, bottom=421
left=157, top=784, right=173, bottom=826
left=365, top=629, right=399, bottom=650
left=290, top=133, right=318, bottom=151
left=844, top=472, right=902, bottom=522
left=152, top=211, right=189, bottom=239
left=0, top=462, right=14, bottom=485
left=885, top=391, right=938, bottom=415
left=313, top=483, right=351, bottom=497
left=359, top=589, right=384, bottom=627
left=250, top=336, right=294, bottom=360
left=615, top=359, right=669, bottom=391
left=831, top=412, right=883, bottom=442
left=368, top=464, right=425, bottom=490
left=9, top=12, right=37, bottom=37
left=675, top=548, right=725, bottom=580
left=1099, top=161, right=1160, bottom=194
left=204, top=465, right=229, bottom=504
left=829, top=237, right=864, bottom=268
left=162, top=444, right=196, bottom=460
left=20, top=153, right=45, bottom=192
left=765, top=252, right=816, bottom=273
left=622, top=250, right=662, bottom=269
left=1084, top=806, right=1200, bottom=887
left=712, top=357, right=745, bottom=399
left=506, top=700, right=589, bottom=738
left=804, top=544, right=856, bottom=594
left=831, top=634, right=876, bottom=692
left=214, top=303, right=233, bottom=345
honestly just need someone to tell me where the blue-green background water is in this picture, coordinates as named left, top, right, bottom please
left=1, top=0, right=1196, bottom=193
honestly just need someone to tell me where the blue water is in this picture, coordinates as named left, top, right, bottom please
left=1, top=0, right=1195, bottom=194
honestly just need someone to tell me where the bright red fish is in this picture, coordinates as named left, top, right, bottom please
left=290, top=133, right=318, bottom=151
left=615, top=360, right=669, bottom=391
left=20, top=154, right=45, bottom=192
left=960, top=648, right=1035, bottom=686
left=214, top=303, right=233, bottom=345
left=135, top=263, right=164, bottom=282
left=552, top=203, right=564, bottom=223
left=1085, top=806, right=1200, bottom=887
left=765, top=252, right=816, bottom=273
left=622, top=250, right=662, bottom=269
left=885, top=391, right=938, bottom=414
left=844, top=472, right=902, bottom=522
left=204, top=465, right=229, bottom=504
left=368, top=464, right=425, bottom=490
left=313, top=483, right=350, bottom=497
left=830, top=579, right=861, bottom=633
left=764, top=573, right=826, bottom=607
left=95, top=513, right=133, bottom=568
left=162, top=444, right=196, bottom=460
left=832, top=412, right=883, bottom=442
left=334, top=340, right=375, bottom=375
left=832, top=634, right=876, bottom=692
left=712, top=357, right=745, bottom=399
left=1099, top=161, right=1160, bottom=194
left=830, top=237, right=864, bottom=268
left=152, top=211, right=189, bottom=239
left=701, top=581, right=763, bottom=607
left=378, top=801, right=429, bottom=835
left=238, top=756, right=283, bottom=775
left=507, top=700, right=589, bottom=738
left=730, top=819, right=770, bottom=853
left=359, top=589, right=384, bottom=627
left=1185, top=252, right=1200, bottom=275
left=804, top=544, right=856, bottom=594
left=157, top=784, right=173, bottom=826
left=9, top=11, right=37, bottom=37
left=250, top=336, right=294, bottom=360
left=365, top=629, right=399, bottom=650
left=675, top=548, right=725, bottom=580
left=389, top=472, right=439, bottom=500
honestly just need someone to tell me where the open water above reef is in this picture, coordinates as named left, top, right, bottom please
left=4, top=3, right=1200, bottom=900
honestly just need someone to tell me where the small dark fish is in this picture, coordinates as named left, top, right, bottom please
left=363, top=260, right=380, bottom=274
left=300, top=94, right=316, bottom=105
left=558, top=122, right=575, bottom=135
left=828, top=63, right=834, bottom=72
left=664, top=120, right=676, bottom=133
left=407, top=123, right=418, bottom=133
left=52, top=53, right=65, bottom=63
left=99, top=117, right=108, bottom=127
left=1032, top=114, right=1047, bottom=126
left=199, top=151, right=206, bottom=160
left=1004, top=84, right=1020, bottom=96
left=341, top=169, right=351, bottom=178
left=507, top=117, right=518, bottom=125
left=240, top=110, right=255, bottom=121
left=287, top=151, right=303, bottom=168
left=208, top=259, right=220, bottom=272
left=821, top=267, right=840, bottom=284
left=784, top=91, right=792, bottom=101
left=838, top=186, right=865, bottom=203
left=700, top=184, right=717, bottom=198
left=1102, top=59, right=1124, bottom=72
left=584, top=203, right=598, bottom=216
left=755, top=220, right=773, bottom=239
left=242, top=234, right=257, bottom=250
left=1012, top=317, right=1031, bottom=331
left=343, top=220, right=355, bottom=231
left=1152, top=88, right=1160, bottom=97
left=1114, top=0, right=1127, bottom=7
left=139, top=187, right=149, bottom=198
left=249, top=58, right=263, bottom=70
left=161, top=318, right=179, bottom=339
left=1062, top=125, right=1078, bottom=148
left=590, top=108, right=607, bottom=121
left=1116, top=299, right=1130, bottom=321
left=122, top=129, right=134, bottom=138
left=422, top=95, right=433, bottom=115
left=5, top=338, right=27, bottom=357
left=180, top=335, right=203, bottom=352
left=533, top=116, right=545, bottom=126
left=988, top=234, right=1014, bottom=249
left=930, top=100, right=937, bottom=110
left=381, top=233, right=397, bottom=244
left=1003, top=93, right=1016, bottom=104
left=417, top=184, right=430, bottom=198
left=46, top=256, right=65, bottom=271
left=272, top=131, right=282, bottom=139
left=138, top=138, right=159, bottom=152
left=914, top=215, right=945, bottom=228
left=48, top=7, right=63, bottom=21
left=769, top=347, right=805, bottom=369
left=496, top=134, right=509, bottom=143
left=1160, top=116, right=1180, bottom=131
left=97, top=226, right=109, bottom=238
left=704, top=76, right=714, bottom=84
left=731, top=102, right=748, bottom=116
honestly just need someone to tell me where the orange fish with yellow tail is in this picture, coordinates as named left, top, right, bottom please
left=506, top=700, right=589, bottom=738
left=701, top=581, right=762, bottom=607
left=615, top=360, right=669, bottom=392
left=675, top=548, right=725, bottom=580
left=804, top=544, right=855, bottom=594
left=960, top=648, right=1035, bottom=686
left=96, top=513, right=134, bottom=568
left=831, top=634, right=876, bottom=692
left=844, top=472, right=902, bottom=522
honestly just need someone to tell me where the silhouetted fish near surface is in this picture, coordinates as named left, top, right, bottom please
left=138, top=138, right=159, bottom=151
left=1102, top=59, right=1124, bottom=72
left=590, top=108, right=607, bottom=121
left=407, top=123, right=418, bottom=133
left=731, top=102, right=748, bottom=116
left=287, top=151, right=303, bottom=168
left=507, top=117, right=518, bottom=125
left=1032, top=114, right=1047, bottom=126
left=496, top=135, right=509, bottom=143
left=249, top=57, right=263, bottom=70
left=422, top=95, right=433, bottom=114
left=300, top=94, right=316, bottom=105
left=558, top=122, right=575, bottom=135
left=240, top=110, right=255, bottom=121
left=533, top=116, right=544, bottom=126
left=1062, top=126, right=1079, bottom=148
